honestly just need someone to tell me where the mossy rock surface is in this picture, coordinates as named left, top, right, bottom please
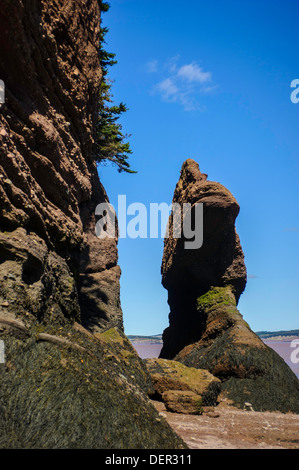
left=162, top=390, right=204, bottom=415
left=0, top=324, right=186, bottom=449
left=197, top=285, right=237, bottom=311
left=144, top=358, right=221, bottom=406
left=175, top=287, right=299, bottom=414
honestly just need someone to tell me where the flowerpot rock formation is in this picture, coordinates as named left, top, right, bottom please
left=160, top=159, right=299, bottom=413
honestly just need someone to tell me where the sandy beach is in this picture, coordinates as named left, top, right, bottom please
left=132, top=339, right=299, bottom=449
left=152, top=400, right=299, bottom=449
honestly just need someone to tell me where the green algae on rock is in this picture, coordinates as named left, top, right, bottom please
left=144, top=358, right=221, bottom=406
left=0, top=323, right=186, bottom=449
left=160, top=160, right=299, bottom=414
left=162, top=390, right=204, bottom=415
left=175, top=286, right=299, bottom=413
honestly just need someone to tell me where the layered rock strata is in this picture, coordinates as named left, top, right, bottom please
left=160, top=159, right=299, bottom=413
left=0, top=0, right=122, bottom=333
left=0, top=1, right=186, bottom=448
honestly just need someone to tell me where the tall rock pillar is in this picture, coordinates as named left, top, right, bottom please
left=160, top=159, right=299, bottom=413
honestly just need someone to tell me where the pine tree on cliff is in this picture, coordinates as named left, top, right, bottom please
left=96, top=2, right=136, bottom=173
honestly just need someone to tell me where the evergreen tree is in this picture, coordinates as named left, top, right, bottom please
left=96, top=2, right=136, bottom=173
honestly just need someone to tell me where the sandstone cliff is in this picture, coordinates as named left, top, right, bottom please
left=0, top=1, right=185, bottom=448
left=0, top=0, right=122, bottom=333
left=160, top=159, right=299, bottom=413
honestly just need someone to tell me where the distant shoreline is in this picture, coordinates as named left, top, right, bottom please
left=261, top=336, right=299, bottom=342
left=128, top=330, right=299, bottom=345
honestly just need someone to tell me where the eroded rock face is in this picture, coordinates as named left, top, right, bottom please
left=160, top=159, right=299, bottom=413
left=160, top=159, right=247, bottom=359
left=0, top=1, right=187, bottom=448
left=0, top=0, right=122, bottom=332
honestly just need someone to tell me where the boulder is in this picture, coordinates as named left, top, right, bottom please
left=162, top=390, right=204, bottom=415
left=144, top=358, right=221, bottom=406
left=0, top=322, right=186, bottom=448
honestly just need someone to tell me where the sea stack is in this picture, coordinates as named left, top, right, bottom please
left=160, top=159, right=299, bottom=413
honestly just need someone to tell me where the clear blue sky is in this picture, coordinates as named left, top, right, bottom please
left=97, top=0, right=299, bottom=336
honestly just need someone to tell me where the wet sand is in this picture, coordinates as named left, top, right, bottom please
left=132, top=339, right=299, bottom=449
left=152, top=400, right=299, bottom=449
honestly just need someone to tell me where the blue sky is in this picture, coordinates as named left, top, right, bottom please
left=97, top=0, right=299, bottom=335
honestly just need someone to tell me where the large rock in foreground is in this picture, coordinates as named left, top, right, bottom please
left=160, top=160, right=299, bottom=413
left=0, top=322, right=186, bottom=449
